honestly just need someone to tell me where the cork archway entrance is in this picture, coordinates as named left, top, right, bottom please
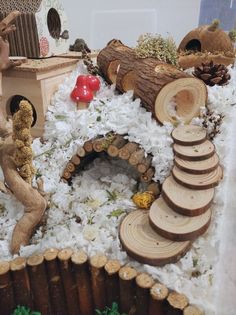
left=61, top=133, right=160, bottom=195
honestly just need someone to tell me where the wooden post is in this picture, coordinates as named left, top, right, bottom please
left=118, top=142, right=139, bottom=160
left=149, top=283, right=169, bottom=315
left=84, top=140, right=94, bottom=153
left=107, top=135, right=127, bottom=157
left=44, top=248, right=67, bottom=315
left=167, top=292, right=189, bottom=315
left=58, top=248, right=80, bottom=315
left=90, top=254, right=108, bottom=310
left=184, top=305, right=204, bottom=315
left=0, top=261, right=15, bottom=315
left=135, top=273, right=154, bottom=315
left=27, top=254, right=51, bottom=315
left=10, top=257, right=32, bottom=308
left=119, top=266, right=137, bottom=314
left=104, top=259, right=121, bottom=307
left=71, top=251, right=94, bottom=315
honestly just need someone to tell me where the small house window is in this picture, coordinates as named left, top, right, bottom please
left=47, top=8, right=61, bottom=39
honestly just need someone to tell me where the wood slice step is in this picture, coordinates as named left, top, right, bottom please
left=149, top=197, right=211, bottom=241
left=162, top=176, right=214, bottom=216
left=173, top=140, right=215, bottom=161
left=174, top=154, right=219, bottom=174
left=172, top=165, right=223, bottom=190
left=119, top=210, right=191, bottom=266
left=172, top=125, right=207, bottom=146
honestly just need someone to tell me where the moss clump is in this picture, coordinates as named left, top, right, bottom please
left=229, top=29, right=236, bottom=43
left=135, top=33, right=178, bottom=66
left=208, top=19, right=220, bottom=31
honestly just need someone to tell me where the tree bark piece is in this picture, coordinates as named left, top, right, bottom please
left=140, top=167, right=155, bottom=183
left=167, top=292, right=189, bottom=315
left=147, top=182, right=161, bottom=196
left=44, top=248, right=67, bottom=315
left=183, top=305, right=204, bottom=315
left=107, top=135, right=127, bottom=157
left=137, top=155, right=152, bottom=174
left=58, top=248, right=80, bottom=315
left=172, top=165, right=223, bottom=190
left=119, top=210, right=191, bottom=266
left=134, top=58, right=207, bottom=124
left=116, top=49, right=137, bottom=92
left=149, top=283, right=169, bottom=315
left=0, top=261, right=15, bottom=315
left=71, top=155, right=81, bottom=166
left=10, top=257, right=32, bottom=308
left=104, top=259, right=121, bottom=307
left=71, top=251, right=94, bottom=315
left=173, top=141, right=215, bottom=161
left=135, top=273, right=154, bottom=315
left=162, top=176, right=214, bottom=216
left=129, top=149, right=145, bottom=166
left=149, top=197, right=211, bottom=241
left=97, top=40, right=132, bottom=84
left=172, top=125, right=207, bottom=146
left=84, top=140, right=93, bottom=153
left=119, top=266, right=137, bottom=314
left=118, top=142, right=139, bottom=160
left=174, top=154, right=219, bottom=175
left=27, top=254, right=51, bottom=315
left=90, top=255, right=108, bottom=310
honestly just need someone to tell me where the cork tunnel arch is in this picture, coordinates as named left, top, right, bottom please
left=6, top=95, right=37, bottom=127
left=47, top=8, right=61, bottom=39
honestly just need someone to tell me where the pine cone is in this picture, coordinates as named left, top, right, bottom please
left=193, top=61, right=231, bottom=86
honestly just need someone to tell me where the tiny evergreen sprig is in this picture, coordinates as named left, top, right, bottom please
left=95, top=302, right=127, bottom=315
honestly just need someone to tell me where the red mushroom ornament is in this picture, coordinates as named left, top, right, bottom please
left=86, top=75, right=101, bottom=95
left=76, top=86, right=94, bottom=109
left=76, top=75, right=88, bottom=87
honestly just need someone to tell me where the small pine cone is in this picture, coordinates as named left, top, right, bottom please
left=193, top=61, right=231, bottom=86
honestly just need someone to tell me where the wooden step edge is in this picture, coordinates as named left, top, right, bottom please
left=174, top=157, right=219, bottom=175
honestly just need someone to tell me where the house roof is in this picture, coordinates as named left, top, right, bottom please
left=0, top=0, right=42, bottom=14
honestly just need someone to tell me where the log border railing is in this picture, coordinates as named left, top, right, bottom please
left=0, top=248, right=203, bottom=315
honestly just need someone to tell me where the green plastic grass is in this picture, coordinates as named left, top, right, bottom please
left=95, top=302, right=127, bottom=315
left=12, top=306, right=41, bottom=315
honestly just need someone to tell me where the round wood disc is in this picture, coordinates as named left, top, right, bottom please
left=119, top=210, right=191, bottom=266
left=172, top=125, right=207, bottom=146
left=149, top=197, right=211, bottom=241
left=174, top=154, right=219, bottom=174
left=162, top=176, right=214, bottom=216
left=173, top=140, right=215, bottom=161
left=172, top=165, right=223, bottom=190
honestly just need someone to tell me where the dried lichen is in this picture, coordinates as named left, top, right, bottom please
left=12, top=100, right=35, bottom=184
left=135, top=33, right=178, bottom=66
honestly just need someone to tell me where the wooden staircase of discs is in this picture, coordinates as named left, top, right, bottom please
left=119, top=125, right=223, bottom=266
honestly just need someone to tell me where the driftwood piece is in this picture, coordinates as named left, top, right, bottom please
left=104, top=259, right=121, bottom=307
left=173, top=141, right=215, bottom=161
left=149, top=197, right=211, bottom=241
left=58, top=248, right=80, bottom=315
left=135, top=273, right=154, bottom=315
left=119, top=266, right=137, bottom=314
left=167, top=292, right=189, bottom=315
left=90, top=255, right=108, bottom=310
left=107, top=135, right=127, bottom=157
left=72, top=251, right=94, bottom=315
left=162, top=176, right=214, bottom=216
left=0, top=261, right=15, bottom=315
left=10, top=257, right=32, bottom=308
left=149, top=283, right=169, bottom=315
left=44, top=248, right=67, bottom=315
left=27, top=254, right=51, bottom=315
left=172, top=125, right=207, bottom=146
left=118, top=142, right=139, bottom=160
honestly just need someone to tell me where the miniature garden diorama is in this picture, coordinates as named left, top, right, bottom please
left=0, top=3, right=235, bottom=315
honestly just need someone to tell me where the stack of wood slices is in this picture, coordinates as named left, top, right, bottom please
left=120, top=125, right=223, bottom=266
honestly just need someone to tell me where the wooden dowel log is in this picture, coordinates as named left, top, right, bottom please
left=77, top=147, right=86, bottom=158
left=118, top=142, right=139, bottom=160
left=107, top=135, right=127, bottom=157
left=27, top=254, right=51, bottom=315
left=0, top=261, right=15, bottom=315
left=135, top=273, right=154, bottom=315
left=58, top=248, right=80, bottom=315
left=44, top=248, right=67, bottom=315
left=137, top=155, right=152, bottom=174
left=63, top=170, right=72, bottom=180
left=71, top=155, right=81, bottom=165
left=149, top=283, right=169, bottom=315
left=140, top=167, right=155, bottom=183
left=147, top=182, right=161, bottom=196
left=84, top=140, right=93, bottom=153
left=167, top=292, right=189, bottom=315
left=119, top=266, right=137, bottom=314
left=93, top=138, right=107, bottom=152
left=66, top=162, right=76, bottom=173
left=129, top=149, right=145, bottom=166
left=184, top=305, right=204, bottom=315
left=10, top=257, right=32, bottom=308
left=90, top=255, right=108, bottom=310
left=104, top=259, right=121, bottom=307
left=71, top=251, right=94, bottom=315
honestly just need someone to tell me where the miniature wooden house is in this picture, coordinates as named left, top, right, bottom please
left=0, top=0, right=70, bottom=58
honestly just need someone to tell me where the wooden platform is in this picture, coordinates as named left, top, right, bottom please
left=174, top=154, right=219, bottom=174
left=172, top=125, right=207, bottom=146
left=173, top=140, right=215, bottom=161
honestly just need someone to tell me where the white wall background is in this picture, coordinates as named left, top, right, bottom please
left=60, top=0, right=201, bottom=49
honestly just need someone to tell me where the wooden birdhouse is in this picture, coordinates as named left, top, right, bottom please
left=0, top=0, right=69, bottom=58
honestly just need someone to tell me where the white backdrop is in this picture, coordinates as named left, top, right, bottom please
left=60, top=0, right=201, bottom=49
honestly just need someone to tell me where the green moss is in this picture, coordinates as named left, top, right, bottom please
left=229, top=29, right=236, bottom=42
left=208, top=19, right=220, bottom=31
left=135, top=33, right=178, bottom=66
